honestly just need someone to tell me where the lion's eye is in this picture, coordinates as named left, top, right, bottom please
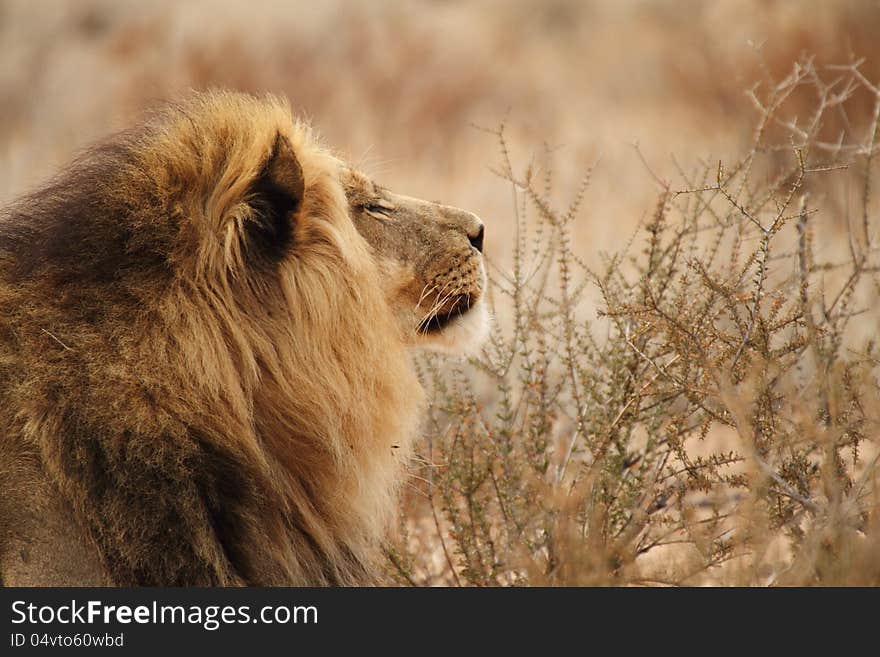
left=363, top=199, right=395, bottom=219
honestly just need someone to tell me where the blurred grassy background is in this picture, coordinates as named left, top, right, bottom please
left=3, top=0, right=879, bottom=269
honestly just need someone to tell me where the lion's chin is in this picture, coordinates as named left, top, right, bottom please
left=416, top=299, right=490, bottom=357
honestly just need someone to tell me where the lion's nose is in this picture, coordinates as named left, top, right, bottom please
left=468, top=224, right=484, bottom=253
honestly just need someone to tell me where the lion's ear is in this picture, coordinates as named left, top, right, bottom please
left=246, top=133, right=304, bottom=263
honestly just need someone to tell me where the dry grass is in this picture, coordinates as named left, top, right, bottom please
left=3, top=0, right=880, bottom=586
left=389, top=58, right=880, bottom=586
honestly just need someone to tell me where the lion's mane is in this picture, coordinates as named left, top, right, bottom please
left=0, top=91, right=424, bottom=585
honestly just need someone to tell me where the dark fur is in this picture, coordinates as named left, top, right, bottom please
left=0, top=115, right=340, bottom=586
left=0, top=92, right=439, bottom=587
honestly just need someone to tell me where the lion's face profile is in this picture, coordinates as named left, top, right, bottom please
left=343, top=168, right=488, bottom=354
left=0, top=91, right=488, bottom=586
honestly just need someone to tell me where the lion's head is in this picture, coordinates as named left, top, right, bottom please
left=342, top=168, right=489, bottom=354
left=134, top=91, right=489, bottom=358
left=0, top=90, right=488, bottom=585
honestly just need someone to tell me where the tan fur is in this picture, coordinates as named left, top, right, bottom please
left=0, top=91, right=486, bottom=585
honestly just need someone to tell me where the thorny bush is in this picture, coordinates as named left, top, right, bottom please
left=388, top=58, right=880, bottom=586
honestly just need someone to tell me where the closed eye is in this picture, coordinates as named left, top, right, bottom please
left=363, top=199, right=396, bottom=219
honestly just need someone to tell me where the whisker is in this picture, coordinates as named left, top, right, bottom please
left=417, top=283, right=465, bottom=332
left=414, top=282, right=436, bottom=314
left=422, top=280, right=455, bottom=319
left=423, top=283, right=457, bottom=319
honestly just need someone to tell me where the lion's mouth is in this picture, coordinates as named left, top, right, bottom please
left=418, top=294, right=474, bottom=334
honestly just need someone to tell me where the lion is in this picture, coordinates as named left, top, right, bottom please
left=0, top=90, right=488, bottom=586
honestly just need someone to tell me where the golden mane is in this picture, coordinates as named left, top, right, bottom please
left=0, top=91, right=424, bottom=585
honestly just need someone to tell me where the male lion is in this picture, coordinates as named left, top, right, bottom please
left=0, top=91, right=488, bottom=585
